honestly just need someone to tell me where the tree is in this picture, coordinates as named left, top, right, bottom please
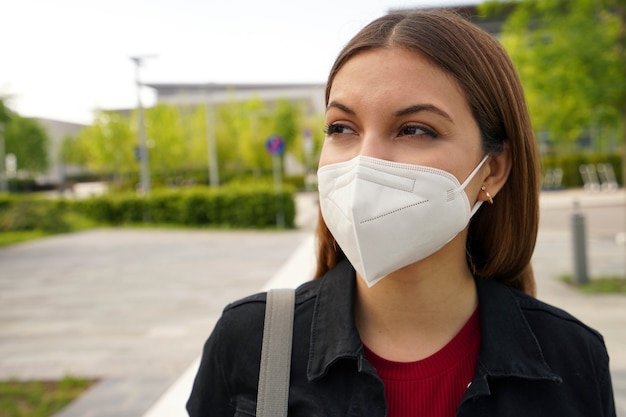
left=183, top=104, right=213, bottom=172
left=66, top=98, right=314, bottom=188
left=0, top=97, right=10, bottom=124
left=75, top=111, right=136, bottom=178
left=482, top=0, right=626, bottom=184
left=272, top=99, right=300, bottom=154
left=5, top=116, right=49, bottom=174
left=215, top=98, right=275, bottom=177
left=144, top=104, right=188, bottom=176
left=61, top=134, right=85, bottom=167
left=2, top=110, right=49, bottom=174
left=0, top=97, right=11, bottom=192
left=272, top=99, right=304, bottom=175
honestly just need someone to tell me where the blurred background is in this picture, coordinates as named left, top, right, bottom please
left=0, top=1, right=624, bottom=416
left=0, top=0, right=623, bottom=200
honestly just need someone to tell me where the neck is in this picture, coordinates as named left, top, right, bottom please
left=354, top=234, right=478, bottom=362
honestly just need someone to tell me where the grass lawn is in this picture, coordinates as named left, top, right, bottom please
left=0, top=231, right=50, bottom=248
left=0, top=377, right=93, bottom=417
left=560, top=274, right=626, bottom=294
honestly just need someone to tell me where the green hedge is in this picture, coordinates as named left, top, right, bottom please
left=0, top=184, right=297, bottom=233
left=0, top=196, right=73, bottom=233
left=73, top=185, right=295, bottom=228
left=541, top=152, right=622, bottom=189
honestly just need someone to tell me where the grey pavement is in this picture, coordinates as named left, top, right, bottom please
left=0, top=192, right=318, bottom=417
left=533, top=189, right=626, bottom=416
left=0, top=189, right=624, bottom=416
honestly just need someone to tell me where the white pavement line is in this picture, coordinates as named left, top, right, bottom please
left=142, top=234, right=316, bottom=417
left=141, top=359, right=200, bottom=417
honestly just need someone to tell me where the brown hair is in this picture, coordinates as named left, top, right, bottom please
left=314, top=9, right=540, bottom=295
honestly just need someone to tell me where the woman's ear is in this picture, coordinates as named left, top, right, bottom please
left=480, top=143, right=511, bottom=201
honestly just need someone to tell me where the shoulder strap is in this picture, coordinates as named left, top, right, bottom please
left=256, top=288, right=295, bottom=417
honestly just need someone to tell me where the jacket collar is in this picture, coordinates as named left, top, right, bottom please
left=307, top=260, right=562, bottom=388
left=307, top=259, right=362, bottom=381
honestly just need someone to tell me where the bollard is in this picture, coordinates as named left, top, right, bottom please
left=571, top=200, right=589, bottom=285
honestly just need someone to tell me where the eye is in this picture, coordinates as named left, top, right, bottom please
left=324, top=123, right=356, bottom=136
left=399, top=124, right=439, bottom=138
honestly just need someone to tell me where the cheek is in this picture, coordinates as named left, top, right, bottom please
left=464, top=180, right=484, bottom=205
left=318, top=143, right=334, bottom=168
left=318, top=140, right=355, bottom=167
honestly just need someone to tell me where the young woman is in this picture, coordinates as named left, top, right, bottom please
left=187, top=10, right=616, bottom=417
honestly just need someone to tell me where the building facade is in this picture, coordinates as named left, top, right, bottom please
left=146, top=82, right=326, bottom=117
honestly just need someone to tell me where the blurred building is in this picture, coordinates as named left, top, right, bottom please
left=407, top=3, right=510, bottom=36
left=31, top=117, right=86, bottom=187
left=145, top=82, right=325, bottom=117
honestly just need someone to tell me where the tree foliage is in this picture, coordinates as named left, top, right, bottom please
left=481, top=0, right=625, bottom=154
left=0, top=97, right=49, bottom=174
left=144, top=104, right=188, bottom=174
left=273, top=99, right=301, bottom=155
left=0, top=97, right=10, bottom=124
left=73, top=111, right=136, bottom=177
left=62, top=97, right=317, bottom=187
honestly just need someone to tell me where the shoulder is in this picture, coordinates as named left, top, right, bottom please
left=204, top=279, right=322, bottom=375
left=224, top=278, right=321, bottom=312
left=500, top=283, right=609, bottom=372
left=480, top=278, right=605, bottom=347
left=478, top=278, right=609, bottom=367
left=219, top=279, right=322, bottom=334
left=474, top=280, right=615, bottom=417
left=514, top=288, right=605, bottom=348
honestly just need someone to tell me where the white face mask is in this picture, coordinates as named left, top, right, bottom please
left=318, top=154, right=489, bottom=287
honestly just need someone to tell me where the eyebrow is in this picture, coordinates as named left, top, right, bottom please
left=394, top=104, right=453, bottom=122
left=326, top=101, right=355, bottom=115
left=327, top=101, right=453, bottom=122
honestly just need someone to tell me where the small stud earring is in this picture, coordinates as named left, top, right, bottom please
left=481, top=185, right=494, bottom=204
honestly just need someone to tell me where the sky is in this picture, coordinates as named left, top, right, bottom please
left=1, top=0, right=478, bottom=125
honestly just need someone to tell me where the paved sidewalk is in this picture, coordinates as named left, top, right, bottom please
left=534, top=189, right=626, bottom=415
left=0, top=231, right=314, bottom=417
left=0, top=190, right=623, bottom=416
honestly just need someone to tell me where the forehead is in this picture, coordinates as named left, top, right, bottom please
left=328, top=47, right=468, bottom=111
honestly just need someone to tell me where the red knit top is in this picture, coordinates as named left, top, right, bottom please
left=364, top=308, right=481, bottom=417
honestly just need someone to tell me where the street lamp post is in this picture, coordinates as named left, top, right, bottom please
left=204, top=90, right=220, bottom=187
left=130, top=55, right=155, bottom=194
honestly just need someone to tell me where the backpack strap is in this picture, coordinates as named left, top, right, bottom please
left=256, top=288, right=295, bottom=417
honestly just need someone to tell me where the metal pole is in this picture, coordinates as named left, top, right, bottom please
left=131, top=56, right=151, bottom=194
left=0, top=123, right=6, bottom=193
left=571, top=200, right=589, bottom=285
left=273, top=154, right=285, bottom=228
left=205, top=100, right=219, bottom=187
left=302, top=128, right=313, bottom=191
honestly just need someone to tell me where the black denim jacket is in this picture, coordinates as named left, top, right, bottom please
left=187, top=259, right=616, bottom=416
